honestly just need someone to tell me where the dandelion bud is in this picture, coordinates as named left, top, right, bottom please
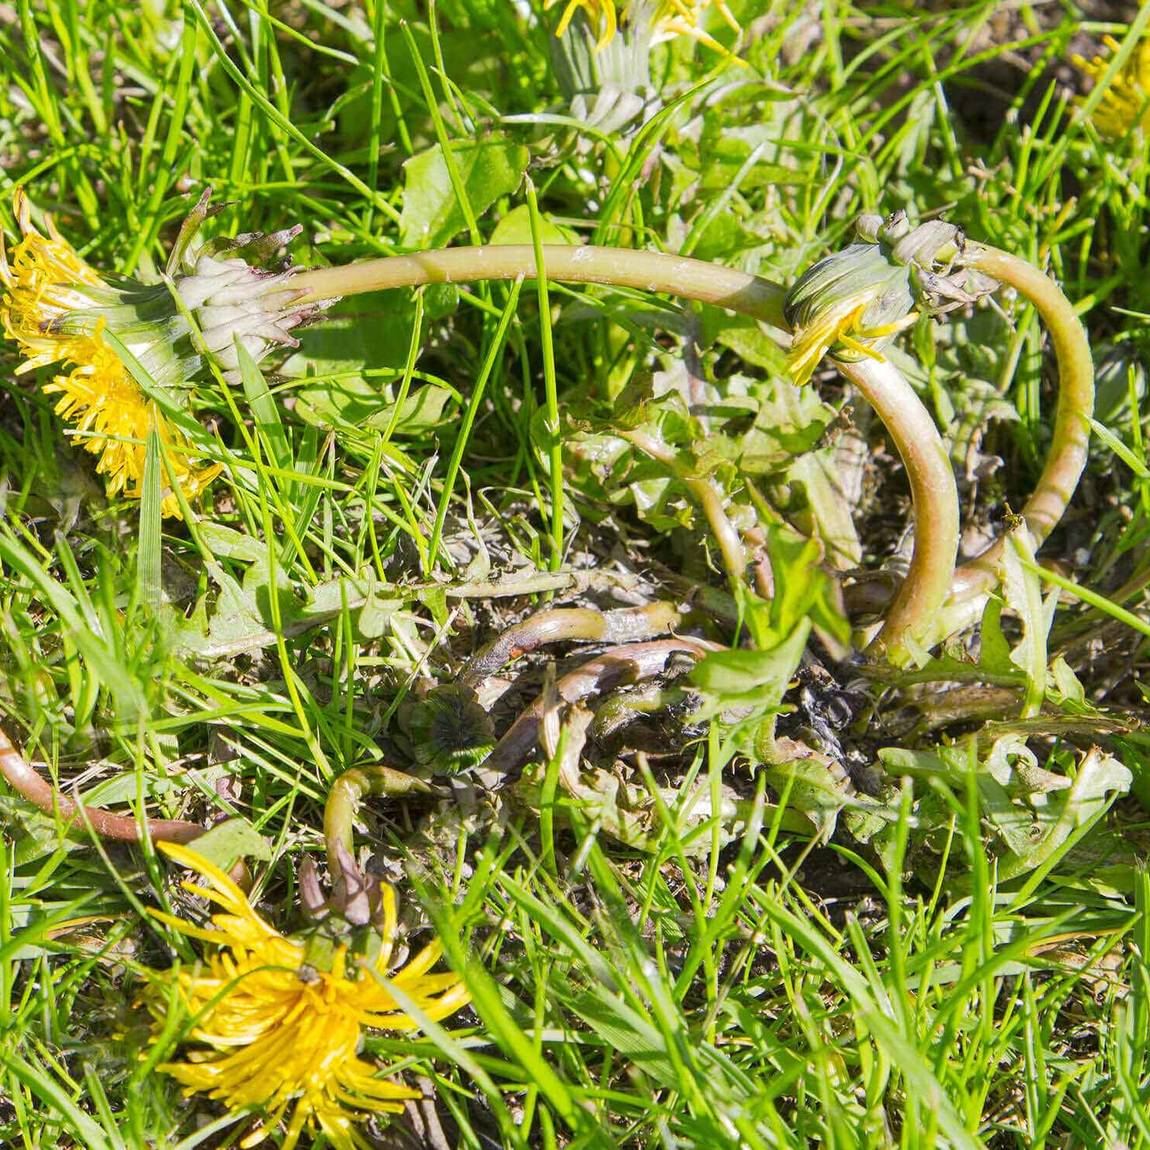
left=784, top=241, right=916, bottom=388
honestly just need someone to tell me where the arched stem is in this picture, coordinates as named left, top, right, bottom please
left=621, top=429, right=749, bottom=585
left=459, top=601, right=684, bottom=687
left=293, top=245, right=788, bottom=328
left=323, top=766, right=434, bottom=884
left=951, top=244, right=1094, bottom=602
left=835, top=358, right=960, bottom=661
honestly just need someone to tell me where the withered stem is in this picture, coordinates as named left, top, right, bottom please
left=0, top=725, right=203, bottom=844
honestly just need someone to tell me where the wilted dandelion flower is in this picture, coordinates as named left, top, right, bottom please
left=784, top=244, right=918, bottom=388
left=0, top=189, right=323, bottom=517
left=0, top=193, right=220, bottom=517
left=546, top=0, right=740, bottom=53
left=784, top=213, right=994, bottom=388
left=148, top=842, right=469, bottom=1150
left=1073, top=34, right=1150, bottom=139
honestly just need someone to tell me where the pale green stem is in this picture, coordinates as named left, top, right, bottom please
left=951, top=244, right=1094, bottom=602
left=525, top=179, right=565, bottom=571
left=293, top=245, right=788, bottom=327
left=297, top=248, right=780, bottom=585
left=622, top=428, right=749, bottom=584
left=324, top=765, right=434, bottom=883
left=835, top=357, right=960, bottom=661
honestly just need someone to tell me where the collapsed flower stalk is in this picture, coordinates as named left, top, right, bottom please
left=293, top=216, right=1092, bottom=658
left=0, top=723, right=204, bottom=843
left=949, top=244, right=1095, bottom=605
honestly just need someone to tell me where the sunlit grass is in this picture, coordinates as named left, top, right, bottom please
left=0, top=2, right=1149, bottom=1148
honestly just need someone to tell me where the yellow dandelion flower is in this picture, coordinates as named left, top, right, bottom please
left=1073, top=34, right=1150, bottom=139
left=0, top=192, right=220, bottom=518
left=546, top=0, right=739, bottom=53
left=787, top=295, right=916, bottom=388
left=148, top=841, right=469, bottom=1150
left=548, top=0, right=617, bottom=49
left=0, top=194, right=106, bottom=373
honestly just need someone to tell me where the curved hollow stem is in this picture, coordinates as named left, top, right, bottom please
left=835, top=357, right=961, bottom=660
left=293, top=245, right=788, bottom=328
left=951, top=244, right=1094, bottom=602
left=459, top=601, right=684, bottom=688
left=323, top=765, right=435, bottom=885
left=0, top=724, right=204, bottom=844
left=293, top=241, right=1090, bottom=656
left=622, top=429, right=749, bottom=584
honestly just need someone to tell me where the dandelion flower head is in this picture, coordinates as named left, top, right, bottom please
left=148, top=842, right=469, bottom=1150
left=782, top=214, right=985, bottom=388
left=0, top=191, right=219, bottom=517
left=1073, top=33, right=1150, bottom=139
left=784, top=242, right=918, bottom=388
left=546, top=0, right=740, bottom=54
left=786, top=288, right=917, bottom=388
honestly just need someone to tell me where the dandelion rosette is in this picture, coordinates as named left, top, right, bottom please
left=1073, top=33, right=1150, bottom=139
left=148, top=841, right=469, bottom=1150
left=0, top=190, right=324, bottom=517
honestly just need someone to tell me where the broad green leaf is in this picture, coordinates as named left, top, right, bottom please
left=196, top=522, right=268, bottom=564
left=186, top=817, right=273, bottom=871
left=294, top=373, right=451, bottom=442
left=998, top=526, right=1054, bottom=718
left=400, top=138, right=528, bottom=247
left=489, top=203, right=574, bottom=246
left=280, top=295, right=415, bottom=382
left=692, top=619, right=811, bottom=700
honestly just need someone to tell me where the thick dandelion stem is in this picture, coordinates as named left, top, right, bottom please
left=293, top=245, right=788, bottom=327
left=952, top=244, right=1094, bottom=602
left=0, top=724, right=204, bottom=844
left=460, top=601, right=684, bottom=687
left=836, top=357, right=961, bottom=662
left=323, top=765, right=435, bottom=884
left=622, top=428, right=749, bottom=585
